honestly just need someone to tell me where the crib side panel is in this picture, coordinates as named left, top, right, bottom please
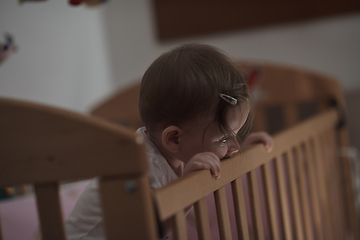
left=241, top=61, right=359, bottom=239
left=154, top=109, right=346, bottom=240
left=0, top=97, right=158, bottom=240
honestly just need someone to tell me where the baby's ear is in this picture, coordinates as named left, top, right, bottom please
left=162, top=126, right=182, bottom=153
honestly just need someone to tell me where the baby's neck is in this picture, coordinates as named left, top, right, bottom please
left=166, top=157, right=184, bottom=177
left=156, top=144, right=184, bottom=177
left=148, top=134, right=184, bottom=177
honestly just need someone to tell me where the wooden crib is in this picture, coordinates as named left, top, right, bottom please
left=0, top=61, right=359, bottom=240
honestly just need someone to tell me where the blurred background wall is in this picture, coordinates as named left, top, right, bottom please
left=0, top=0, right=112, bottom=112
left=0, top=0, right=360, bottom=112
left=0, top=0, right=359, bottom=144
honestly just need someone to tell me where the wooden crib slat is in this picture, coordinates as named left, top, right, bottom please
left=194, top=197, right=211, bottom=240
left=326, top=129, right=346, bottom=239
left=337, top=128, right=360, bottom=239
left=260, top=162, right=280, bottom=240
left=0, top=211, right=3, bottom=240
left=231, top=178, right=250, bottom=240
left=286, top=150, right=305, bottom=240
left=34, top=182, right=66, bottom=240
left=311, top=134, right=334, bottom=240
left=304, top=141, right=324, bottom=240
left=173, top=210, right=187, bottom=240
left=294, top=145, right=314, bottom=240
left=99, top=175, right=157, bottom=240
left=247, top=170, right=264, bottom=240
left=214, top=186, right=232, bottom=240
left=274, top=155, right=293, bottom=240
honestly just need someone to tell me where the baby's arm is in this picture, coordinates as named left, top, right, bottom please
left=241, top=131, right=274, bottom=152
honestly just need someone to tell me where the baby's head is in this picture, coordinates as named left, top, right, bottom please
left=139, top=44, right=252, bottom=161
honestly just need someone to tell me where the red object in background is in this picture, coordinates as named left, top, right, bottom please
left=69, top=0, right=83, bottom=6
left=247, top=68, right=260, bottom=90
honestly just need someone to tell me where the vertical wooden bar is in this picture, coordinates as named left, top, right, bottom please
left=99, top=175, right=157, bottom=240
left=310, top=134, right=333, bottom=240
left=274, top=155, right=293, bottom=240
left=322, top=130, right=343, bottom=240
left=286, top=150, right=305, bottom=240
left=247, top=170, right=264, bottom=240
left=34, top=182, right=66, bottom=240
left=294, top=145, right=314, bottom=240
left=336, top=126, right=360, bottom=239
left=194, top=197, right=211, bottom=240
left=337, top=128, right=360, bottom=239
left=231, top=177, right=250, bottom=240
left=214, top=186, right=232, bottom=240
left=304, top=140, right=323, bottom=240
left=326, top=128, right=347, bottom=239
left=0, top=211, right=3, bottom=240
left=260, top=162, right=280, bottom=240
left=172, top=210, right=187, bottom=240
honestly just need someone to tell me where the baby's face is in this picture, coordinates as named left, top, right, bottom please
left=179, top=103, right=250, bottom=162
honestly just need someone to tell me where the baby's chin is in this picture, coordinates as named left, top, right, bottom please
left=221, top=155, right=231, bottom=160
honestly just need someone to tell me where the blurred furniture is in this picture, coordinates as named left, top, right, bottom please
left=153, top=0, right=360, bottom=40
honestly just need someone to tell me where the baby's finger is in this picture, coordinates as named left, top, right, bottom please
left=202, top=153, right=221, bottom=178
left=266, top=142, right=273, bottom=152
left=264, top=135, right=274, bottom=152
left=208, top=160, right=220, bottom=178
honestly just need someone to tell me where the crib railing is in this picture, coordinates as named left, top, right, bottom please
left=1, top=96, right=358, bottom=240
left=154, top=108, right=357, bottom=240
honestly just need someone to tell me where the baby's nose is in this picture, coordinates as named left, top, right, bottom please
left=228, top=147, right=239, bottom=155
left=227, top=142, right=239, bottom=155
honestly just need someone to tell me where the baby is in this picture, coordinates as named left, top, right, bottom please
left=66, top=43, right=273, bottom=239
left=138, top=43, right=272, bottom=185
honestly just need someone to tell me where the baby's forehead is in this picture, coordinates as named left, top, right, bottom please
left=191, top=118, right=225, bottom=139
left=181, top=113, right=218, bottom=133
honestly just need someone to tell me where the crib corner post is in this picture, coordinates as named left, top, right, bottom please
left=98, top=139, right=158, bottom=240
left=99, top=174, right=158, bottom=240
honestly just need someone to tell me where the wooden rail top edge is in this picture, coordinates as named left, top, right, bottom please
left=154, top=108, right=338, bottom=220
left=0, top=97, right=149, bottom=185
left=0, top=97, right=137, bottom=139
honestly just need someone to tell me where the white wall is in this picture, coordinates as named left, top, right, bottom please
left=102, top=0, right=360, bottom=94
left=1, top=0, right=359, bottom=113
left=0, top=1, right=112, bottom=113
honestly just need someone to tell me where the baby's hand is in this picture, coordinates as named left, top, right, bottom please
left=183, top=152, right=221, bottom=179
left=241, top=132, right=274, bottom=152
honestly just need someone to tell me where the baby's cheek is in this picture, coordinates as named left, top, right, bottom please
left=213, top=147, right=227, bottom=160
left=206, top=142, right=227, bottom=159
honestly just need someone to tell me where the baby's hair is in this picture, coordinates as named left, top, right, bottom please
left=139, top=43, right=252, bottom=143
